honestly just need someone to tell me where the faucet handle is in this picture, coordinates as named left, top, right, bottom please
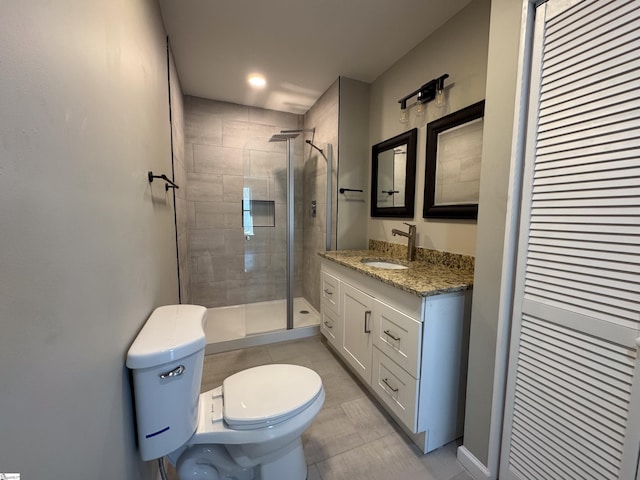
left=403, top=222, right=416, bottom=230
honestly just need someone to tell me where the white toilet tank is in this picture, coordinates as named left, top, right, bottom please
left=126, top=305, right=207, bottom=461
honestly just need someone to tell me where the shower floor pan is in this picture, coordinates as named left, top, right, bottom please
left=204, top=297, right=320, bottom=353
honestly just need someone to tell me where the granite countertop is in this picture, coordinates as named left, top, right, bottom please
left=318, top=249, right=474, bottom=297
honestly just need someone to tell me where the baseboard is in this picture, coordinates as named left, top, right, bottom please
left=457, top=446, right=492, bottom=480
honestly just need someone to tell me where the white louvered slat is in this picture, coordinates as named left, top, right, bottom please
left=531, top=215, right=639, bottom=226
left=527, top=257, right=640, bottom=284
left=503, top=1, right=640, bottom=479
left=539, top=94, right=640, bottom=132
left=535, top=157, right=640, bottom=179
left=543, top=21, right=640, bottom=91
left=518, top=355, right=630, bottom=424
left=529, top=228, right=640, bottom=245
left=537, top=109, right=640, bottom=143
left=541, top=51, right=640, bottom=103
left=539, top=71, right=640, bottom=124
left=521, top=321, right=635, bottom=386
left=530, top=221, right=640, bottom=236
left=536, top=130, right=640, bottom=157
left=536, top=140, right=640, bottom=164
left=537, top=117, right=640, bottom=149
left=511, top=417, right=612, bottom=479
left=526, top=271, right=640, bottom=308
left=543, top=0, right=619, bottom=41
left=513, top=385, right=623, bottom=473
left=508, top=316, right=634, bottom=479
left=544, top=12, right=640, bottom=78
left=529, top=237, right=640, bottom=256
left=530, top=197, right=640, bottom=209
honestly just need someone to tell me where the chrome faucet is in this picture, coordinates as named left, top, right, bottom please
left=391, top=223, right=416, bottom=261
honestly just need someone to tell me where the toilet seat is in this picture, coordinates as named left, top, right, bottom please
left=223, top=364, right=323, bottom=430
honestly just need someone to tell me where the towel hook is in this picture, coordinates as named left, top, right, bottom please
left=148, top=171, right=179, bottom=192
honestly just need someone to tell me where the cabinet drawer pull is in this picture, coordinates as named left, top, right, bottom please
left=383, top=329, right=400, bottom=341
left=382, top=377, right=399, bottom=393
left=364, top=310, right=372, bottom=333
left=323, top=289, right=333, bottom=296
left=323, top=321, right=333, bottom=329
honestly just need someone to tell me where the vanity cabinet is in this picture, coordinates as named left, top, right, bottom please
left=320, top=259, right=470, bottom=454
left=340, top=282, right=374, bottom=383
left=320, top=271, right=341, bottom=349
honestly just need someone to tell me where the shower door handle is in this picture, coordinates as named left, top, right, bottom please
left=364, top=310, right=372, bottom=333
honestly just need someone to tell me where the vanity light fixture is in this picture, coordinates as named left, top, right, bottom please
left=398, top=74, right=449, bottom=122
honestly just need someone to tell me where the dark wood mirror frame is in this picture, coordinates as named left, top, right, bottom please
left=423, top=100, right=485, bottom=220
left=371, top=128, right=418, bottom=218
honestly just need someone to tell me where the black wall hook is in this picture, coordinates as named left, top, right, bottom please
left=148, top=171, right=179, bottom=191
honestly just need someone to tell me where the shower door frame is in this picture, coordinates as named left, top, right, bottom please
left=285, top=137, right=295, bottom=331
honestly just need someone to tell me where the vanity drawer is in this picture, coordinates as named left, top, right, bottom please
left=320, top=307, right=341, bottom=348
left=320, top=271, right=340, bottom=315
left=372, top=348, right=419, bottom=432
left=372, top=300, right=422, bottom=378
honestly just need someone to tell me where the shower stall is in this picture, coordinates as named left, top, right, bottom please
left=177, top=97, right=334, bottom=353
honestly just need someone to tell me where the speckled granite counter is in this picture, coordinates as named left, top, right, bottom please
left=318, top=244, right=474, bottom=297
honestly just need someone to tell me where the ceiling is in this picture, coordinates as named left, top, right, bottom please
left=158, top=0, right=473, bottom=115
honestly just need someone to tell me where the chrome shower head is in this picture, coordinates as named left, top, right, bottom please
left=269, top=132, right=299, bottom=142
left=268, top=128, right=315, bottom=142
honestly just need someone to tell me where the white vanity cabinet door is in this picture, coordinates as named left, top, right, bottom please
left=320, top=305, right=341, bottom=349
left=341, top=281, right=374, bottom=384
left=320, top=270, right=340, bottom=315
left=372, top=348, right=419, bottom=432
left=372, top=300, right=422, bottom=378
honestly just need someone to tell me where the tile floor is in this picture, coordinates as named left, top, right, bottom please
left=166, top=335, right=474, bottom=480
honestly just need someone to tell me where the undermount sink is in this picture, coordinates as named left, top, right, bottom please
left=361, top=259, right=409, bottom=270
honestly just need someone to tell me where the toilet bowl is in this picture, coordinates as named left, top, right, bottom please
left=126, top=305, right=324, bottom=480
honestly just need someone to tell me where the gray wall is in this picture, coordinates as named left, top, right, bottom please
left=0, top=1, right=178, bottom=479
left=337, top=77, right=370, bottom=250
left=303, top=80, right=340, bottom=310
left=182, top=97, right=304, bottom=307
left=463, top=0, right=526, bottom=469
left=368, top=0, right=490, bottom=256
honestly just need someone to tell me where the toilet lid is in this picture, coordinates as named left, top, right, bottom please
left=223, top=364, right=323, bottom=430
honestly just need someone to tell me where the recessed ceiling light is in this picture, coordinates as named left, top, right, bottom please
left=248, top=74, right=266, bottom=88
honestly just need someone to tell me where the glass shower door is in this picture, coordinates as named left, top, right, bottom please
left=241, top=135, right=295, bottom=334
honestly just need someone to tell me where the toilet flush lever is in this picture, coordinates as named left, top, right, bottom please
left=159, top=365, right=185, bottom=379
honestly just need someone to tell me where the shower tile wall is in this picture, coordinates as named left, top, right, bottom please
left=182, top=96, right=304, bottom=308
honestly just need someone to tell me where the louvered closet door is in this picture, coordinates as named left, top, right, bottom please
left=500, top=1, right=640, bottom=479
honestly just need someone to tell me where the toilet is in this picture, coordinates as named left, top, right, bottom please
left=126, top=304, right=325, bottom=480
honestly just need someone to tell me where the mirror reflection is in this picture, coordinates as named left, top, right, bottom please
left=371, top=128, right=417, bottom=218
left=376, top=147, right=407, bottom=208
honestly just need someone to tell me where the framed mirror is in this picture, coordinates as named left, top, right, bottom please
left=371, top=128, right=417, bottom=217
left=423, top=100, right=484, bottom=219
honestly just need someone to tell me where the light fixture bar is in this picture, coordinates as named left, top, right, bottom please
left=398, top=74, right=449, bottom=117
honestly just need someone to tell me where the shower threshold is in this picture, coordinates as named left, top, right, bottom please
left=204, top=297, right=320, bottom=354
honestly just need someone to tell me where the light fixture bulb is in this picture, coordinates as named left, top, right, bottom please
left=399, top=108, right=409, bottom=124
left=435, top=87, right=446, bottom=108
left=247, top=74, right=266, bottom=88
left=415, top=101, right=425, bottom=118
